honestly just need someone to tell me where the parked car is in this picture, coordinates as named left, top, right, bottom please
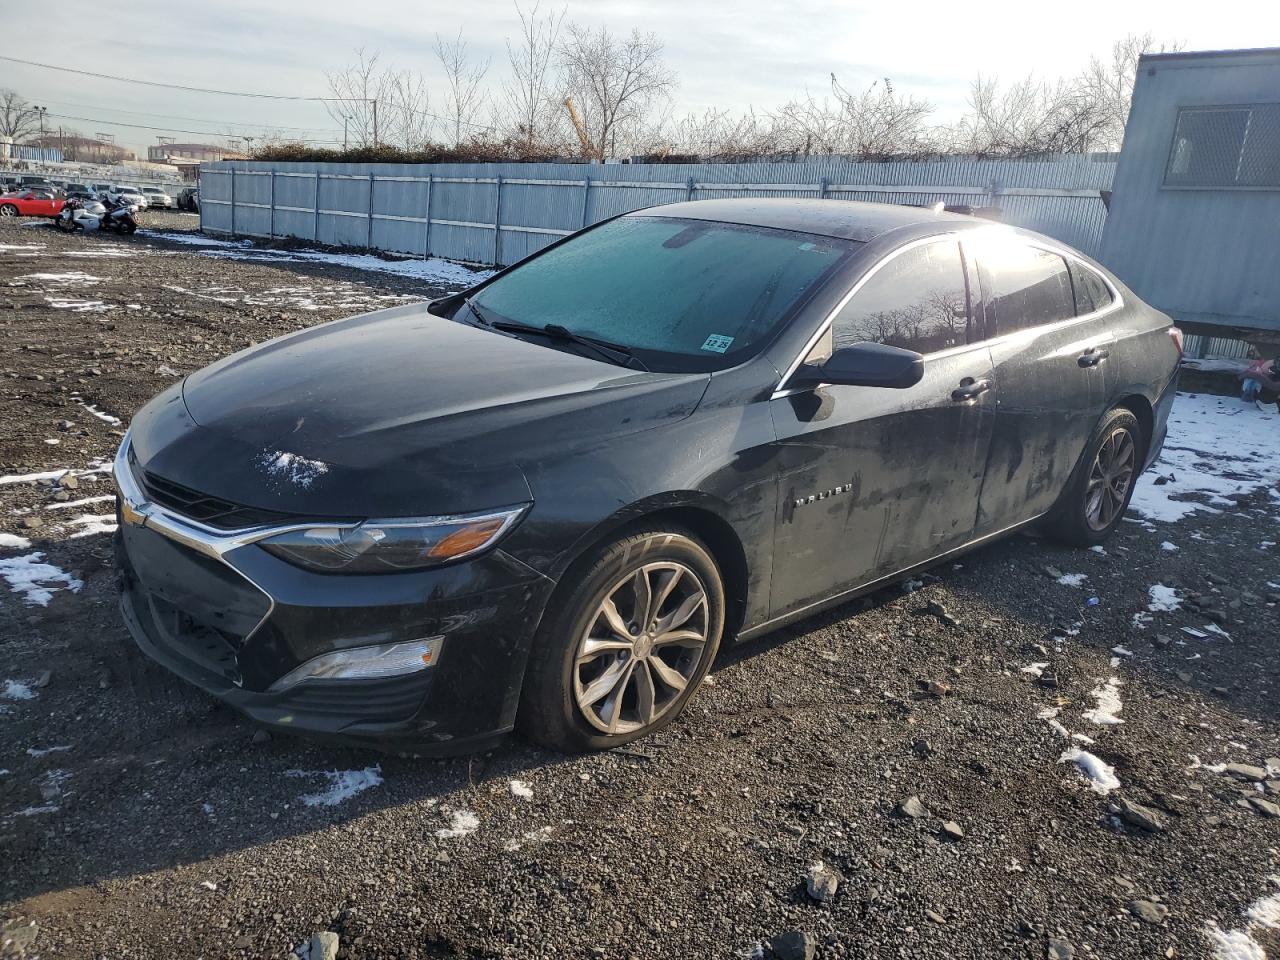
left=92, top=183, right=114, bottom=195
left=64, top=182, right=92, bottom=196
left=114, top=199, right=1181, bottom=754
left=109, top=186, right=147, bottom=209
left=140, top=186, right=173, bottom=209
left=176, top=186, right=199, bottom=212
left=0, top=190, right=65, bottom=218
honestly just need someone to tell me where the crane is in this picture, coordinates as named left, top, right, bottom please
left=562, top=97, right=594, bottom=159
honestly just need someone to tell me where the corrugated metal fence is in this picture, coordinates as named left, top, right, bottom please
left=199, top=156, right=1116, bottom=268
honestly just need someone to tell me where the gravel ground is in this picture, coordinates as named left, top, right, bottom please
left=1, top=214, right=1278, bottom=960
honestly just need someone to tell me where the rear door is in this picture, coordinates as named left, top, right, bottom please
left=768, top=236, right=997, bottom=618
left=968, top=236, right=1115, bottom=533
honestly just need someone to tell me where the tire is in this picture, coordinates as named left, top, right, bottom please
left=121, top=220, right=137, bottom=235
left=519, top=528, right=726, bottom=752
left=55, top=216, right=74, bottom=232
left=0, top=204, right=17, bottom=218
left=1044, top=408, right=1144, bottom=546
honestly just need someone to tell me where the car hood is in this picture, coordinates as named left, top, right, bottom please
left=131, top=302, right=709, bottom=518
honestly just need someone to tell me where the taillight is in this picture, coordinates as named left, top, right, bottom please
left=1168, top=326, right=1184, bottom=355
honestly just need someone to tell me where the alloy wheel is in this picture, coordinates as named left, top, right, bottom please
left=0, top=206, right=15, bottom=217
left=572, top=561, right=710, bottom=735
left=1084, top=427, right=1135, bottom=531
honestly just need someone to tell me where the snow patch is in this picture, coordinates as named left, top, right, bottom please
left=2, top=680, right=36, bottom=701
left=285, top=765, right=382, bottom=807
left=435, top=809, right=480, bottom=839
left=1148, top=584, right=1181, bottom=612
left=1161, top=541, right=1179, bottom=552
left=45, top=494, right=115, bottom=512
left=26, top=745, right=71, bottom=757
left=503, top=825, right=554, bottom=852
left=0, top=468, right=69, bottom=486
left=1059, top=746, right=1121, bottom=794
left=258, top=450, right=329, bottom=489
left=509, top=779, right=533, bottom=800
left=63, top=513, right=117, bottom=539
left=1020, top=662, right=1049, bottom=678
left=1082, top=677, right=1124, bottom=726
left=1204, top=877, right=1280, bottom=960
left=74, top=400, right=121, bottom=425
left=1056, top=572, right=1087, bottom=588
left=18, top=271, right=101, bottom=286
left=0, top=553, right=83, bottom=606
left=1131, top=393, right=1280, bottom=523
left=0, top=532, right=32, bottom=549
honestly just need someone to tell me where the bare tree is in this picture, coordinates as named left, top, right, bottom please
left=948, top=74, right=1109, bottom=157
left=383, top=70, right=435, bottom=148
left=559, top=25, right=675, bottom=160
left=0, top=89, right=39, bottom=143
left=498, top=1, right=566, bottom=153
left=434, top=31, right=491, bottom=147
left=768, top=76, right=935, bottom=160
left=1078, top=32, right=1185, bottom=150
left=325, top=49, right=389, bottom=147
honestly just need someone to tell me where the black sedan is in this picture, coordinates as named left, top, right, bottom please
left=114, top=199, right=1180, bottom=754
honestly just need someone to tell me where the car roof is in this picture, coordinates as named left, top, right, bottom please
left=628, top=198, right=979, bottom=243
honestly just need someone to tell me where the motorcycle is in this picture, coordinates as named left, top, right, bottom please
left=55, top=197, right=100, bottom=232
left=97, top=195, right=138, bottom=235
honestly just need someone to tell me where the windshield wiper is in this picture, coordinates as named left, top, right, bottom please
left=480, top=315, right=649, bottom=371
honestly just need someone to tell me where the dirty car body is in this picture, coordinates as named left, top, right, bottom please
left=115, top=199, right=1180, bottom=753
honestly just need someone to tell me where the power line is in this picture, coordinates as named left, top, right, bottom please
left=40, top=111, right=343, bottom=144
left=34, top=97, right=342, bottom=136
left=4, top=53, right=497, bottom=134
left=0, top=55, right=339, bottom=101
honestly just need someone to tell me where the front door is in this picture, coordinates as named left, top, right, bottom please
left=768, top=237, right=997, bottom=620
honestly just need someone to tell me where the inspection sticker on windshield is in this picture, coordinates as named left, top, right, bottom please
left=701, top=334, right=734, bottom=354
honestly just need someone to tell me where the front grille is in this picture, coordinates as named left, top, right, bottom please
left=136, top=466, right=296, bottom=530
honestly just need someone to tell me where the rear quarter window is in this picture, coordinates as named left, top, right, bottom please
left=1068, top=261, right=1115, bottom=315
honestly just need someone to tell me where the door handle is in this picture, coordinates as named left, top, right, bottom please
left=951, top=377, right=992, bottom=402
left=1078, top=347, right=1110, bottom=368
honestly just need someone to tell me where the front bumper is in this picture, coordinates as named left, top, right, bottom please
left=113, top=444, right=555, bottom=753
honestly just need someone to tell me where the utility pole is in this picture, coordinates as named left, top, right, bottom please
left=343, top=116, right=348, bottom=151
left=371, top=99, right=379, bottom=147
left=34, top=105, right=47, bottom=138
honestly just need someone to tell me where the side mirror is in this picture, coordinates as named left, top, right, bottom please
left=792, top=341, right=925, bottom=390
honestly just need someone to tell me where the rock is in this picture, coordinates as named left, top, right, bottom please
left=1222, top=763, right=1267, bottom=782
left=767, top=930, right=815, bottom=960
left=919, top=679, right=951, bottom=698
left=307, top=932, right=339, bottom=960
left=1265, top=781, right=1280, bottom=796
left=1265, top=758, right=1280, bottom=774
left=912, top=738, right=934, bottom=758
left=1175, top=671, right=1193, bottom=683
left=251, top=729, right=271, bottom=745
left=57, top=419, right=73, bottom=431
left=1153, top=634, right=1173, bottom=649
left=926, top=909, right=946, bottom=924
left=18, top=516, right=41, bottom=530
left=804, top=862, right=840, bottom=903
left=925, top=600, right=959, bottom=626
left=940, top=820, right=964, bottom=840
left=1204, top=572, right=1227, bottom=585
left=33, top=670, right=51, bottom=688
left=1043, top=564, right=1064, bottom=579
left=1038, top=671, right=1060, bottom=689
left=1109, top=799, right=1165, bottom=833
left=1047, top=937, right=1075, bottom=960
left=1247, top=797, right=1280, bottom=818
left=897, top=795, right=930, bottom=819
left=1203, top=608, right=1229, bottom=625
left=1129, top=899, right=1169, bottom=924
left=52, top=491, right=69, bottom=502
left=60, top=475, right=78, bottom=490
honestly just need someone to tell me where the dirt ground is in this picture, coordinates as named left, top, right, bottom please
left=1, top=214, right=1278, bottom=960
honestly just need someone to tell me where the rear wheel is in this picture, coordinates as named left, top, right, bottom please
left=1044, top=408, right=1143, bottom=546
left=519, top=528, right=725, bottom=752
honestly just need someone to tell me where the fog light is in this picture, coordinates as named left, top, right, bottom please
left=269, top=637, right=443, bottom=692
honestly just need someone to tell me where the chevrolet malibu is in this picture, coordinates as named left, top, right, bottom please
left=115, top=199, right=1180, bottom=754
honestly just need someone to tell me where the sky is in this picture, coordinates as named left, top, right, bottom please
left=6, top=0, right=1280, bottom=155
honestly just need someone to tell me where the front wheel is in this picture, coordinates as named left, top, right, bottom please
left=519, top=528, right=725, bottom=752
left=1044, top=408, right=1144, bottom=546
left=0, top=204, right=17, bottom=218
left=121, top=220, right=137, bottom=234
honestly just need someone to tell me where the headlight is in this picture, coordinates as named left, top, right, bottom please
left=257, top=506, right=528, bottom=573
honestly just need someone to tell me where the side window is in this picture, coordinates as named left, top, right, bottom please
left=975, top=244, right=1075, bottom=335
left=1067, top=260, right=1114, bottom=316
left=828, top=241, right=971, bottom=356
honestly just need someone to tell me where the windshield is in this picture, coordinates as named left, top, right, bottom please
left=469, top=215, right=856, bottom=372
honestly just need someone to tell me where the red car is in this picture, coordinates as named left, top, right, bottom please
left=0, top=190, right=65, bottom=218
